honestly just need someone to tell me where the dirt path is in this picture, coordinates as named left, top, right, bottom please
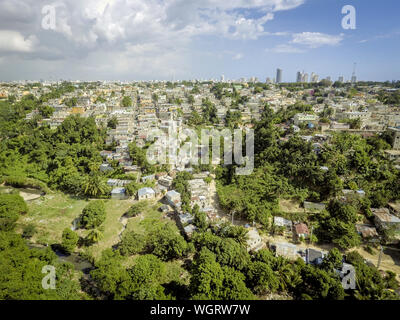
left=118, top=216, right=129, bottom=240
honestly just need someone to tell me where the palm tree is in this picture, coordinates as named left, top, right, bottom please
left=82, top=173, right=110, bottom=198
left=86, top=228, right=103, bottom=245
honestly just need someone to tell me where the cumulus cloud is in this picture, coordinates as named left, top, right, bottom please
left=0, top=30, right=38, bottom=52
left=266, top=44, right=305, bottom=53
left=0, top=0, right=307, bottom=79
left=291, top=32, right=344, bottom=48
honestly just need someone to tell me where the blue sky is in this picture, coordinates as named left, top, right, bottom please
left=189, top=0, right=400, bottom=82
left=0, top=0, right=399, bottom=81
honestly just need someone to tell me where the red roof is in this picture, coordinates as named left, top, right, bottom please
left=295, top=223, right=309, bottom=235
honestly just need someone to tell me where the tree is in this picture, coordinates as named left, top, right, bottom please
left=318, top=200, right=361, bottom=250
left=90, top=249, right=131, bottom=299
left=193, top=204, right=208, bottom=230
left=149, top=224, right=189, bottom=261
left=0, top=194, right=28, bottom=231
left=81, top=173, right=110, bottom=198
left=247, top=261, right=279, bottom=294
left=107, top=116, right=118, bottom=129
left=119, top=231, right=146, bottom=256
left=190, top=248, right=226, bottom=299
left=121, top=96, right=132, bottom=108
left=22, top=224, right=37, bottom=239
left=0, top=231, right=82, bottom=300
left=38, top=105, right=55, bottom=118
left=321, top=248, right=343, bottom=271
left=85, top=228, right=104, bottom=245
left=295, top=263, right=345, bottom=300
left=125, top=201, right=147, bottom=218
left=127, top=254, right=168, bottom=300
left=81, top=200, right=106, bottom=229
left=61, top=228, right=79, bottom=254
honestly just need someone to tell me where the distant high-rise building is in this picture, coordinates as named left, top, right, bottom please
left=296, top=71, right=302, bottom=83
left=311, top=72, right=319, bottom=83
left=303, top=73, right=309, bottom=83
left=338, top=76, right=344, bottom=83
left=221, top=75, right=225, bottom=82
left=351, top=63, right=357, bottom=84
left=266, top=77, right=272, bottom=84
left=276, top=69, right=283, bottom=83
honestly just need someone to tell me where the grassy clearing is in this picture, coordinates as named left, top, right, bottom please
left=124, top=201, right=177, bottom=235
left=18, top=193, right=88, bottom=245
left=15, top=190, right=135, bottom=259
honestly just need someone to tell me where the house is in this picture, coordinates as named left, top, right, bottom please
left=388, top=202, right=400, bottom=218
left=384, top=150, right=400, bottom=163
left=111, top=187, right=128, bottom=200
left=371, top=208, right=400, bottom=231
left=165, top=190, right=181, bottom=209
left=293, top=113, right=319, bottom=126
left=294, top=223, right=310, bottom=240
left=160, top=205, right=170, bottom=213
left=107, top=179, right=132, bottom=187
left=183, top=224, right=197, bottom=239
left=246, top=228, right=264, bottom=252
left=178, top=212, right=195, bottom=226
left=270, top=242, right=301, bottom=260
left=158, top=176, right=173, bottom=189
left=356, top=224, right=379, bottom=239
left=306, top=248, right=326, bottom=265
left=137, top=187, right=155, bottom=201
left=99, top=163, right=113, bottom=172
left=274, top=217, right=293, bottom=235
left=141, top=174, right=155, bottom=183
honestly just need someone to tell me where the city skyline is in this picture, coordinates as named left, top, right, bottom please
left=0, top=0, right=400, bottom=82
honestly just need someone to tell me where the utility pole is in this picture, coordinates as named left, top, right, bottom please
left=377, top=245, right=384, bottom=269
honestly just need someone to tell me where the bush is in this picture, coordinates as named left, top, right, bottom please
left=22, top=224, right=37, bottom=239
left=125, top=201, right=147, bottom=218
left=364, top=245, right=375, bottom=255
left=61, top=228, right=79, bottom=254
left=119, top=231, right=146, bottom=256
left=81, top=200, right=106, bottom=229
left=0, top=194, right=28, bottom=231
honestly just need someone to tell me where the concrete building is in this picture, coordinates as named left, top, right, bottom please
left=137, top=187, right=155, bottom=201
left=276, top=68, right=283, bottom=84
left=293, top=113, right=319, bottom=126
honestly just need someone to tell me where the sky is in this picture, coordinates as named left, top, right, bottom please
left=0, top=0, right=399, bottom=82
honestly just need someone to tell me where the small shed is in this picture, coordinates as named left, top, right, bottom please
left=111, top=187, right=128, bottom=200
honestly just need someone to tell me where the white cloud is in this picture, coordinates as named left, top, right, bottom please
left=0, top=30, right=38, bottom=52
left=0, top=0, right=307, bottom=79
left=291, top=32, right=344, bottom=48
left=266, top=44, right=305, bottom=53
left=232, top=53, right=244, bottom=60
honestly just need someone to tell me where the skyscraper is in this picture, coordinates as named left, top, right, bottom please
left=296, top=71, right=302, bottom=83
left=276, top=68, right=283, bottom=83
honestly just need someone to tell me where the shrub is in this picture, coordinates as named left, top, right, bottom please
left=81, top=200, right=106, bottom=229
left=22, top=224, right=37, bottom=239
left=61, top=228, right=79, bottom=254
left=0, top=194, right=28, bottom=231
